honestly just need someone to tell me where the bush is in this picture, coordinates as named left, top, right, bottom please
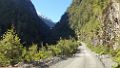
left=47, top=39, right=79, bottom=57
left=88, top=44, right=109, bottom=55
left=0, top=29, right=79, bottom=66
left=0, top=27, right=23, bottom=66
left=112, top=49, right=120, bottom=68
left=0, top=53, right=10, bottom=67
left=23, top=44, right=38, bottom=62
left=24, top=44, right=53, bottom=62
left=47, top=45, right=61, bottom=56
left=38, top=47, right=52, bottom=60
left=56, top=39, right=78, bottom=56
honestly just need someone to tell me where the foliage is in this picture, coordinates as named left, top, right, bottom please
left=112, top=63, right=120, bottom=68
left=56, top=39, right=78, bottom=56
left=54, top=0, right=109, bottom=44
left=0, top=53, right=10, bottom=67
left=23, top=44, right=38, bottom=62
left=55, top=0, right=120, bottom=68
left=88, top=44, right=109, bottom=55
left=111, top=49, right=120, bottom=68
left=22, top=39, right=79, bottom=63
left=0, top=0, right=50, bottom=45
left=23, top=44, right=53, bottom=62
left=88, top=44, right=120, bottom=68
left=38, top=47, right=52, bottom=60
left=0, top=27, right=23, bottom=66
left=47, top=45, right=61, bottom=56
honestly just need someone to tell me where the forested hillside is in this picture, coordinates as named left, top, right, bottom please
left=0, top=0, right=50, bottom=46
left=54, top=0, right=109, bottom=42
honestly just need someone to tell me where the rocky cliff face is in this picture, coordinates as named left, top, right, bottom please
left=0, top=0, right=50, bottom=46
left=102, top=0, right=120, bottom=49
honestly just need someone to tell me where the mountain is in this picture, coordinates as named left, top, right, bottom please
left=0, top=0, right=50, bottom=46
left=39, top=15, right=55, bottom=28
left=54, top=0, right=120, bottom=48
left=53, top=0, right=110, bottom=42
left=53, top=12, right=76, bottom=40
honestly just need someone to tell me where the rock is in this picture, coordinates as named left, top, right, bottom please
left=14, top=62, right=24, bottom=67
left=102, top=0, right=120, bottom=49
left=22, top=64, right=33, bottom=68
left=8, top=65, right=12, bottom=67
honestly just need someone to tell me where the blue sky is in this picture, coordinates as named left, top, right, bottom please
left=31, top=0, right=72, bottom=22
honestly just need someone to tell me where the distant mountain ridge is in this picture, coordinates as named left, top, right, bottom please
left=39, top=15, right=55, bottom=28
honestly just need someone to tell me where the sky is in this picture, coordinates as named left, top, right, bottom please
left=31, top=0, right=72, bottom=22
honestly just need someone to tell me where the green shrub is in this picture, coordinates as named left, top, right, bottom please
left=112, top=63, right=120, bottom=68
left=48, top=45, right=61, bottom=56
left=0, top=53, right=10, bottom=67
left=112, top=49, right=120, bottom=68
left=24, top=44, right=53, bottom=62
left=0, top=27, right=23, bottom=66
left=56, top=39, right=78, bottom=56
left=24, top=44, right=39, bottom=62
left=88, top=44, right=109, bottom=55
left=47, top=39, right=79, bottom=57
left=39, top=47, right=52, bottom=59
left=0, top=29, right=79, bottom=66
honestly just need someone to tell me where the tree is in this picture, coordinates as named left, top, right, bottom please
left=0, top=27, right=23, bottom=66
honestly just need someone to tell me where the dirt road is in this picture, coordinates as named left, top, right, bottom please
left=49, top=43, right=105, bottom=68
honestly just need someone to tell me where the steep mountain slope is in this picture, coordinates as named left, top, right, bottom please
left=54, top=0, right=120, bottom=49
left=0, top=0, right=50, bottom=46
left=39, top=15, right=55, bottom=28
left=102, top=0, right=120, bottom=49
left=53, top=12, right=76, bottom=40
left=54, top=0, right=109, bottom=42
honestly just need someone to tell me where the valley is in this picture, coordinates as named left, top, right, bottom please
left=0, top=0, right=120, bottom=68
